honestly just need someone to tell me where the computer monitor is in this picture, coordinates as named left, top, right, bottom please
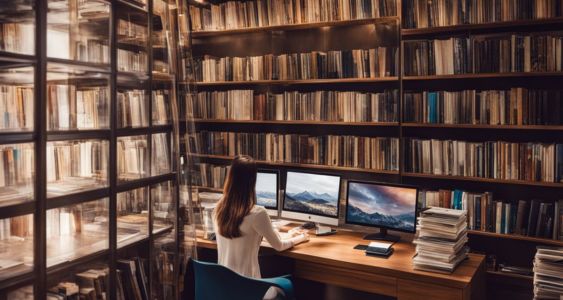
left=345, top=181, right=418, bottom=242
left=282, top=171, right=341, bottom=226
left=255, top=170, right=279, bottom=216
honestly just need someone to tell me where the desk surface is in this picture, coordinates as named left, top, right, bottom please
left=196, top=228, right=485, bottom=291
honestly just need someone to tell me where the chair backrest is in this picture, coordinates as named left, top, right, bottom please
left=185, top=259, right=293, bottom=300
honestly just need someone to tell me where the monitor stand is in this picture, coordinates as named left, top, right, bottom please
left=363, top=228, right=400, bottom=243
left=300, top=222, right=336, bottom=236
left=300, top=222, right=317, bottom=230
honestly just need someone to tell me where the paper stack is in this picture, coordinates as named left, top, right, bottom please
left=533, top=246, right=563, bottom=299
left=413, top=207, right=469, bottom=273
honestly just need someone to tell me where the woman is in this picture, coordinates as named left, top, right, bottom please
left=213, top=155, right=308, bottom=298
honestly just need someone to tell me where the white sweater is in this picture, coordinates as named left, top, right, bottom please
left=213, top=205, right=303, bottom=278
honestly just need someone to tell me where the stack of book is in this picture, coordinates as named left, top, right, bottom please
left=118, top=49, right=148, bottom=73
left=0, top=85, right=34, bottom=131
left=533, top=246, right=563, bottom=299
left=189, top=90, right=398, bottom=122
left=48, top=267, right=113, bottom=300
left=189, top=0, right=397, bottom=31
left=197, top=48, right=398, bottom=82
left=404, top=88, right=563, bottom=126
left=413, top=207, right=469, bottom=273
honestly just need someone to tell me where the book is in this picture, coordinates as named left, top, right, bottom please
left=196, top=48, right=398, bottom=82
left=194, top=131, right=399, bottom=171
left=403, top=0, right=563, bottom=29
left=190, top=0, right=398, bottom=31
left=117, top=90, right=148, bottom=128
left=0, top=143, right=34, bottom=205
left=533, top=246, right=563, bottom=299
left=405, top=138, right=559, bottom=183
left=0, top=85, right=34, bottom=131
left=151, top=133, right=171, bottom=176
left=189, top=89, right=398, bottom=122
left=404, top=88, right=563, bottom=126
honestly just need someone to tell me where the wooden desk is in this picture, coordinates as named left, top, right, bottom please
left=196, top=230, right=486, bottom=300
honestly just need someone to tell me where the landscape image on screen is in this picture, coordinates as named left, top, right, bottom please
left=256, top=172, right=277, bottom=208
left=284, top=172, right=340, bottom=217
left=347, top=182, right=416, bottom=231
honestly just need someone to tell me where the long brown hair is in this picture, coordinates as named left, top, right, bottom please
left=215, top=155, right=257, bottom=238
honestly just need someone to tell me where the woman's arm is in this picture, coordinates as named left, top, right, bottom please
left=252, top=208, right=307, bottom=251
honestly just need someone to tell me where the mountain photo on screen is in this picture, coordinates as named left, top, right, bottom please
left=284, top=172, right=340, bottom=217
left=347, top=182, right=416, bottom=231
left=255, top=172, right=277, bottom=209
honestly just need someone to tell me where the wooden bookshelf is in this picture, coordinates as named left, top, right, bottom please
left=403, top=72, right=563, bottom=81
left=469, top=230, right=563, bottom=247
left=402, top=123, right=563, bottom=131
left=402, top=172, right=563, bottom=188
left=193, top=77, right=400, bottom=87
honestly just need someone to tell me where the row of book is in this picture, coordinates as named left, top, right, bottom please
left=404, top=33, right=563, bottom=75
left=0, top=143, right=34, bottom=190
left=0, top=85, right=34, bottom=131
left=403, top=88, right=563, bottom=125
left=405, top=138, right=563, bottom=183
left=117, top=136, right=148, bottom=181
left=46, top=206, right=82, bottom=238
left=194, top=131, right=399, bottom=170
left=152, top=133, right=171, bottom=176
left=419, top=189, right=563, bottom=240
left=153, top=90, right=170, bottom=125
left=189, top=0, right=397, bottom=31
left=47, top=85, right=110, bottom=130
left=118, top=19, right=148, bottom=41
left=117, top=187, right=148, bottom=216
left=196, top=48, right=398, bottom=82
left=187, top=89, right=398, bottom=122
left=118, top=49, right=148, bottom=73
left=403, top=0, right=563, bottom=29
left=118, top=90, right=148, bottom=128
left=192, top=163, right=230, bottom=189
left=0, top=214, right=33, bottom=240
left=0, top=22, right=34, bottom=55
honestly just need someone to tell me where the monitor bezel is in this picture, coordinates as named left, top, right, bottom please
left=345, top=180, right=418, bottom=234
left=282, top=169, right=342, bottom=220
left=256, top=168, right=279, bottom=211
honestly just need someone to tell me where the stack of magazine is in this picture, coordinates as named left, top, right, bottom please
left=533, top=246, right=563, bottom=299
left=413, top=207, right=469, bottom=273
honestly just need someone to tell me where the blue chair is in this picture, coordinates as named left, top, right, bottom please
left=184, top=258, right=295, bottom=300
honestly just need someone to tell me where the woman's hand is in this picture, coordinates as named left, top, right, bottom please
left=292, top=233, right=309, bottom=245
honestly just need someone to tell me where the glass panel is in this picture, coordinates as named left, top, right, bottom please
left=47, top=65, right=110, bottom=130
left=117, top=89, right=149, bottom=128
left=152, top=89, right=171, bottom=125
left=5, top=284, right=34, bottom=299
left=117, top=135, right=148, bottom=182
left=117, top=11, right=148, bottom=74
left=46, top=139, right=109, bottom=198
left=47, top=260, right=109, bottom=299
left=152, top=232, right=176, bottom=300
left=152, top=180, right=175, bottom=234
left=152, top=0, right=176, bottom=77
left=0, top=143, right=34, bottom=207
left=47, top=0, right=110, bottom=63
left=0, top=214, right=33, bottom=281
left=46, top=198, right=109, bottom=268
left=0, top=0, right=35, bottom=55
left=117, top=187, right=149, bottom=248
left=0, top=66, right=34, bottom=132
left=152, top=132, right=171, bottom=176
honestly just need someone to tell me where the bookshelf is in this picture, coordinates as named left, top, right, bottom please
left=0, top=0, right=196, bottom=299
left=184, top=0, right=562, bottom=298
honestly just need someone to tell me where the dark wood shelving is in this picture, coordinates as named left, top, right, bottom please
left=402, top=123, right=563, bottom=131
left=469, top=230, right=563, bottom=246
left=0, top=132, right=35, bottom=145
left=0, top=51, right=36, bottom=63
left=193, top=77, right=400, bottom=87
left=402, top=172, right=563, bottom=188
left=46, top=57, right=111, bottom=72
left=46, top=129, right=111, bottom=141
left=403, top=72, right=563, bottom=81
left=0, top=202, right=35, bottom=221
left=192, top=119, right=399, bottom=127
left=486, top=270, right=533, bottom=282
left=402, top=17, right=563, bottom=38
left=192, top=153, right=400, bottom=175
left=191, top=16, right=399, bottom=38
left=192, top=185, right=222, bottom=193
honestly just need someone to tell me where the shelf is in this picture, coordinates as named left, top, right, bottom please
left=0, top=202, right=35, bottom=220
left=192, top=119, right=399, bottom=127
left=46, top=187, right=110, bottom=210
left=193, top=77, right=399, bottom=87
left=402, top=17, right=563, bottom=38
left=46, top=249, right=109, bottom=277
left=46, top=57, right=111, bottom=72
left=403, top=72, right=563, bottom=81
left=116, top=173, right=177, bottom=193
left=192, top=186, right=222, bottom=193
left=0, top=132, right=35, bottom=145
left=46, top=129, right=111, bottom=141
left=192, top=154, right=400, bottom=175
left=486, top=270, right=533, bottom=282
left=0, top=271, right=33, bottom=292
left=402, top=123, right=563, bottom=131
left=403, top=172, right=563, bottom=188
left=191, top=16, right=399, bottom=37
left=0, top=51, right=36, bottom=64
left=469, top=230, right=563, bottom=246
